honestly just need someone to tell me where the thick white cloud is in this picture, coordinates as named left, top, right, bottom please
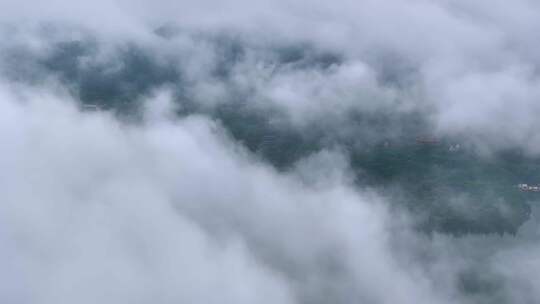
left=0, top=86, right=459, bottom=303
left=0, top=88, right=294, bottom=303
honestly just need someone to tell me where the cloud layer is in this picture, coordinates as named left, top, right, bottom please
left=0, top=88, right=452, bottom=303
left=2, top=1, right=540, bottom=303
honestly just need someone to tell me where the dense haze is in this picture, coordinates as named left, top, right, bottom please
left=2, top=1, right=540, bottom=303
